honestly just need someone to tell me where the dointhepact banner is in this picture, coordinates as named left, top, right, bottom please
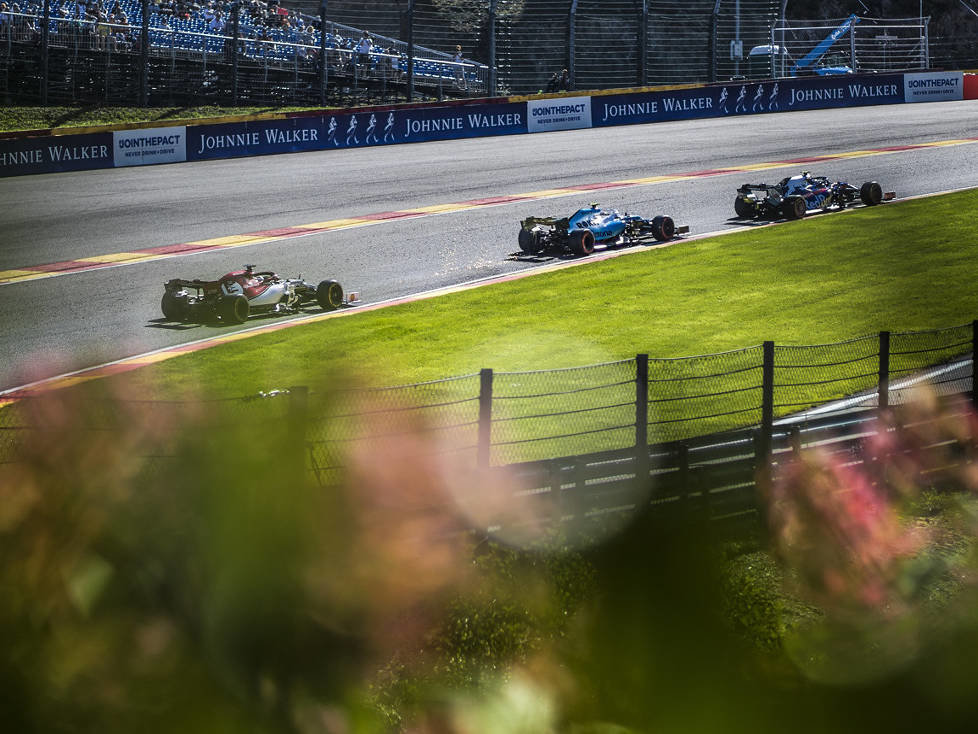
left=592, top=74, right=904, bottom=127
left=526, top=96, right=592, bottom=133
left=904, top=71, right=963, bottom=103
left=0, top=132, right=113, bottom=177
left=114, top=126, right=186, bottom=167
left=188, top=102, right=526, bottom=160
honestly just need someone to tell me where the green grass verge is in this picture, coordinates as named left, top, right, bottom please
left=0, top=105, right=329, bottom=133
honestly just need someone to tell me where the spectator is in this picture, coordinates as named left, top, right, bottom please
left=0, top=3, right=9, bottom=34
left=452, top=44, right=467, bottom=90
left=298, top=24, right=314, bottom=61
left=545, top=69, right=560, bottom=93
left=115, top=13, right=130, bottom=49
left=208, top=8, right=224, bottom=33
left=559, top=67, right=571, bottom=91
left=355, top=30, right=370, bottom=67
left=95, top=10, right=111, bottom=49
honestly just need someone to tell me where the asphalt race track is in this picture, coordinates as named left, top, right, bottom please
left=1, top=100, right=977, bottom=392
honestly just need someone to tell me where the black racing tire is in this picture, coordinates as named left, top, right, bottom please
left=518, top=228, right=544, bottom=254
left=860, top=181, right=883, bottom=206
left=568, top=229, right=595, bottom=256
left=161, top=291, right=188, bottom=321
left=316, top=279, right=344, bottom=311
left=781, top=196, right=807, bottom=220
left=650, top=215, right=676, bottom=242
left=219, top=294, right=250, bottom=324
left=734, top=195, right=757, bottom=219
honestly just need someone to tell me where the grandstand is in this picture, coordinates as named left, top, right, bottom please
left=0, top=0, right=489, bottom=105
left=3, top=0, right=972, bottom=106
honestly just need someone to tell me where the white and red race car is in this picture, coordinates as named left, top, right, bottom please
left=161, top=264, right=358, bottom=324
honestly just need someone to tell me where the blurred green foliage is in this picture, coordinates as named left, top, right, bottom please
left=4, top=382, right=978, bottom=733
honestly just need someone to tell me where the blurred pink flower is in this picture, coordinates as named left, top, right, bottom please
left=770, top=447, right=928, bottom=612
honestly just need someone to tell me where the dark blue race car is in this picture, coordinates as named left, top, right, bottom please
left=734, top=171, right=894, bottom=221
left=518, top=203, right=688, bottom=257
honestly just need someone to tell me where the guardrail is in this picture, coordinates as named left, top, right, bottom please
left=0, top=69, right=968, bottom=177
left=294, top=324, right=976, bottom=485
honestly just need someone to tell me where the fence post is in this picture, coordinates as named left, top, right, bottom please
left=230, top=1, right=240, bottom=104
left=709, top=0, right=721, bottom=83
left=635, top=354, right=649, bottom=486
left=318, top=0, right=328, bottom=104
left=758, top=340, right=775, bottom=484
left=878, top=331, right=890, bottom=411
left=488, top=0, right=497, bottom=95
left=850, top=20, right=857, bottom=72
left=41, top=0, right=50, bottom=104
left=478, top=368, right=493, bottom=469
left=568, top=0, right=578, bottom=89
left=139, top=0, right=149, bottom=105
left=637, top=0, right=647, bottom=86
left=678, top=442, right=690, bottom=508
left=789, top=425, right=801, bottom=456
left=923, top=17, right=930, bottom=68
left=405, top=0, right=415, bottom=102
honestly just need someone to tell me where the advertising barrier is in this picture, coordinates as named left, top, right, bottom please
left=903, top=71, right=964, bottom=103
left=526, top=96, right=592, bottom=133
left=0, top=132, right=113, bottom=177
left=188, top=118, right=326, bottom=161
left=187, top=101, right=526, bottom=161
left=114, top=127, right=187, bottom=167
left=0, top=72, right=969, bottom=178
left=593, top=73, right=904, bottom=127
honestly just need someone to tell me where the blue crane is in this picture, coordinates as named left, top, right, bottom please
left=790, top=14, right=859, bottom=75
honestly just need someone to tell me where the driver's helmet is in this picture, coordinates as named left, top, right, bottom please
left=784, top=175, right=812, bottom=195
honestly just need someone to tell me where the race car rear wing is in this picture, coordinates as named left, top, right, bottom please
left=520, top=216, right=570, bottom=230
left=737, top=183, right=780, bottom=195
left=164, top=278, right=217, bottom=292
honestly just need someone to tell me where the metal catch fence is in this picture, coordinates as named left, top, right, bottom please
left=305, top=373, right=482, bottom=488
left=766, top=15, right=930, bottom=79
left=15, top=1, right=972, bottom=107
left=2, top=322, right=975, bottom=497
left=648, top=345, right=765, bottom=443
left=773, top=334, right=881, bottom=415
left=490, top=359, right=637, bottom=465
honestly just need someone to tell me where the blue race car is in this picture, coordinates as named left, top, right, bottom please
left=518, top=203, right=688, bottom=256
left=734, top=171, right=894, bottom=220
